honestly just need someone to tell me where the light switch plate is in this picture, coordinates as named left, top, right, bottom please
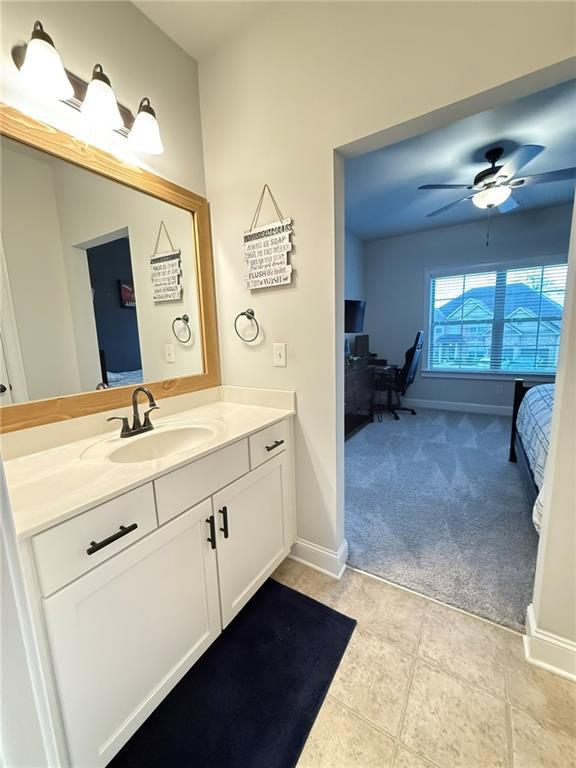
left=164, top=343, right=175, bottom=363
left=273, top=343, right=287, bottom=367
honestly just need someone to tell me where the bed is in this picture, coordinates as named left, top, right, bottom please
left=509, top=380, right=555, bottom=533
left=106, top=369, right=144, bottom=388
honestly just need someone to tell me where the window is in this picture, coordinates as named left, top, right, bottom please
left=428, top=263, right=568, bottom=374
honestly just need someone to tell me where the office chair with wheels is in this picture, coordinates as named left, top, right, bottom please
left=373, top=331, right=424, bottom=421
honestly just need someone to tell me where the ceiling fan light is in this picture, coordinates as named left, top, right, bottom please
left=472, top=185, right=512, bottom=209
left=128, top=98, right=164, bottom=155
left=81, top=64, right=124, bottom=132
left=19, top=20, right=74, bottom=101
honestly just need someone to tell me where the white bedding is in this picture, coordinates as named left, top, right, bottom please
left=106, top=369, right=143, bottom=388
left=516, top=383, right=554, bottom=533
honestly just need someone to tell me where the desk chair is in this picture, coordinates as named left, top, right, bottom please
left=373, top=331, right=424, bottom=421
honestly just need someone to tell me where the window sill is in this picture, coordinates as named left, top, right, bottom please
left=421, top=370, right=556, bottom=382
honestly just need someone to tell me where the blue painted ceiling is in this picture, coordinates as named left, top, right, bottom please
left=345, top=80, right=576, bottom=241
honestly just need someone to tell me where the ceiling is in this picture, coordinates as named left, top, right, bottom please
left=134, top=2, right=267, bottom=60
left=345, top=80, right=576, bottom=241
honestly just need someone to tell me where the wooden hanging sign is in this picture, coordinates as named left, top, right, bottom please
left=243, top=185, right=293, bottom=289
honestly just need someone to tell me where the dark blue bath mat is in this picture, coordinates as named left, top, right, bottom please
left=109, top=578, right=356, bottom=768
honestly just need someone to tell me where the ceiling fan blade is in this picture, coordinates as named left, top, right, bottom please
left=497, top=196, right=519, bottom=213
left=495, top=144, right=544, bottom=181
left=427, top=194, right=474, bottom=217
left=513, top=167, right=576, bottom=186
left=418, top=184, right=470, bottom=190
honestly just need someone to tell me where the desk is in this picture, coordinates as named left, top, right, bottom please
left=344, top=358, right=374, bottom=439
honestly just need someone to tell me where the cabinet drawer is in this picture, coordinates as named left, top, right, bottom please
left=249, top=420, right=288, bottom=470
left=32, top=484, right=157, bottom=597
left=154, top=439, right=249, bottom=525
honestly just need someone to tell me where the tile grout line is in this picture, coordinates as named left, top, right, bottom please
left=395, top=599, right=429, bottom=752
left=504, top=659, right=516, bottom=768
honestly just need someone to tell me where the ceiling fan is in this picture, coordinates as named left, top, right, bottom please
left=419, top=145, right=576, bottom=218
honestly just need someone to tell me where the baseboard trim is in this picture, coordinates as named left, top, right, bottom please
left=290, top=538, right=348, bottom=579
left=524, top=604, right=576, bottom=682
left=403, top=398, right=513, bottom=417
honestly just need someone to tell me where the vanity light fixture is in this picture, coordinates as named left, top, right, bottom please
left=81, top=63, right=124, bottom=132
left=128, top=97, right=164, bottom=155
left=19, top=20, right=74, bottom=101
left=472, top=185, right=512, bottom=209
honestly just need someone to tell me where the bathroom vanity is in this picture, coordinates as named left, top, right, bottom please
left=0, top=103, right=297, bottom=767
left=3, top=391, right=295, bottom=767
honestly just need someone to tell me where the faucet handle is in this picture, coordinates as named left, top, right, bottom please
left=143, top=405, right=160, bottom=430
left=107, top=416, right=131, bottom=438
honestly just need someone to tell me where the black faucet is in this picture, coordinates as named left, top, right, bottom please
left=107, top=386, right=159, bottom=438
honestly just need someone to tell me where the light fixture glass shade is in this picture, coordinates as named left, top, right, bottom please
left=128, top=98, right=164, bottom=154
left=19, top=21, right=73, bottom=101
left=81, top=64, right=123, bottom=132
left=472, top=185, right=512, bottom=209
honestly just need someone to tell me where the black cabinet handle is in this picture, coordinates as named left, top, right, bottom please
left=86, top=523, right=138, bottom=556
left=219, top=506, right=229, bottom=539
left=265, top=439, right=285, bottom=452
left=206, top=515, right=216, bottom=550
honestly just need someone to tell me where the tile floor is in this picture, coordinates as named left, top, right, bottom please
left=272, top=558, right=576, bottom=768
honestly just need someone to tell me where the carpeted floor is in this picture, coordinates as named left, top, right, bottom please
left=345, top=409, right=539, bottom=631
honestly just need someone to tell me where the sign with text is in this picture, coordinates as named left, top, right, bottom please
left=150, top=249, right=182, bottom=302
left=243, top=218, right=293, bottom=289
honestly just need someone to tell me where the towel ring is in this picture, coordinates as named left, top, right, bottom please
left=234, top=308, right=260, bottom=343
left=172, top=314, right=192, bottom=343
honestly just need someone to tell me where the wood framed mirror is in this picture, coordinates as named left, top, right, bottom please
left=0, top=103, right=220, bottom=433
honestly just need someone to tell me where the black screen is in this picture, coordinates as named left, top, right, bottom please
left=345, top=300, right=366, bottom=333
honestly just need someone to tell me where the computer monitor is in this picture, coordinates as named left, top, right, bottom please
left=345, top=300, right=366, bottom=333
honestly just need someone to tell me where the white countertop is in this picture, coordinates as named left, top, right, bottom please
left=4, top=400, right=294, bottom=539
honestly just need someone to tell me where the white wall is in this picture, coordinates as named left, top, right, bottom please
left=1, top=144, right=83, bottom=400
left=528, top=199, right=576, bottom=676
left=344, top=230, right=365, bottom=300
left=363, top=203, right=572, bottom=410
left=198, top=1, right=576, bottom=560
left=0, top=3, right=207, bottom=763
left=1, top=525, right=46, bottom=767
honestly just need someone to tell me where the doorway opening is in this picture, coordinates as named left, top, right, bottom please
left=338, top=74, right=575, bottom=631
left=86, top=236, right=143, bottom=388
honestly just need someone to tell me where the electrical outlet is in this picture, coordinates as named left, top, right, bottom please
left=273, top=343, right=287, bottom=367
left=164, top=343, right=175, bottom=363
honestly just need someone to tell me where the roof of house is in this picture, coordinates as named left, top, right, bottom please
left=438, top=283, right=563, bottom=319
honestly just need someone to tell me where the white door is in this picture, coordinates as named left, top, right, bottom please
left=0, top=332, right=13, bottom=404
left=43, top=499, right=221, bottom=767
left=213, top=455, right=290, bottom=627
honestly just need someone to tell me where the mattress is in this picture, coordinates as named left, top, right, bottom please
left=106, top=369, right=143, bottom=388
left=516, top=383, right=554, bottom=532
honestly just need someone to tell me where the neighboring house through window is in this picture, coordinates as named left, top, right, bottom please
left=427, top=262, right=567, bottom=374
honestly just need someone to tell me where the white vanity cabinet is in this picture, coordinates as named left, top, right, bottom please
left=42, top=498, right=221, bottom=767
left=28, top=418, right=294, bottom=767
left=214, top=455, right=289, bottom=627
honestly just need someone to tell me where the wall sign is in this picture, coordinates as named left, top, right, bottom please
left=150, top=220, right=182, bottom=302
left=150, top=249, right=182, bottom=302
left=244, top=185, right=293, bottom=290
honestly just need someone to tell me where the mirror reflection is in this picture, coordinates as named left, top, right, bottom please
left=0, top=136, right=203, bottom=405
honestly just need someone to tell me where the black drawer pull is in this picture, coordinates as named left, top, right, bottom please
left=86, top=523, right=138, bottom=556
left=206, top=515, right=216, bottom=550
left=265, top=439, right=285, bottom=452
left=219, top=506, right=229, bottom=538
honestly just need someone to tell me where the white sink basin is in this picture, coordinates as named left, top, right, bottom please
left=81, top=422, right=219, bottom=464
left=108, top=425, right=216, bottom=463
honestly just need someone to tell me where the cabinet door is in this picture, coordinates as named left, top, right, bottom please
left=213, top=455, right=290, bottom=628
left=43, top=499, right=220, bottom=767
